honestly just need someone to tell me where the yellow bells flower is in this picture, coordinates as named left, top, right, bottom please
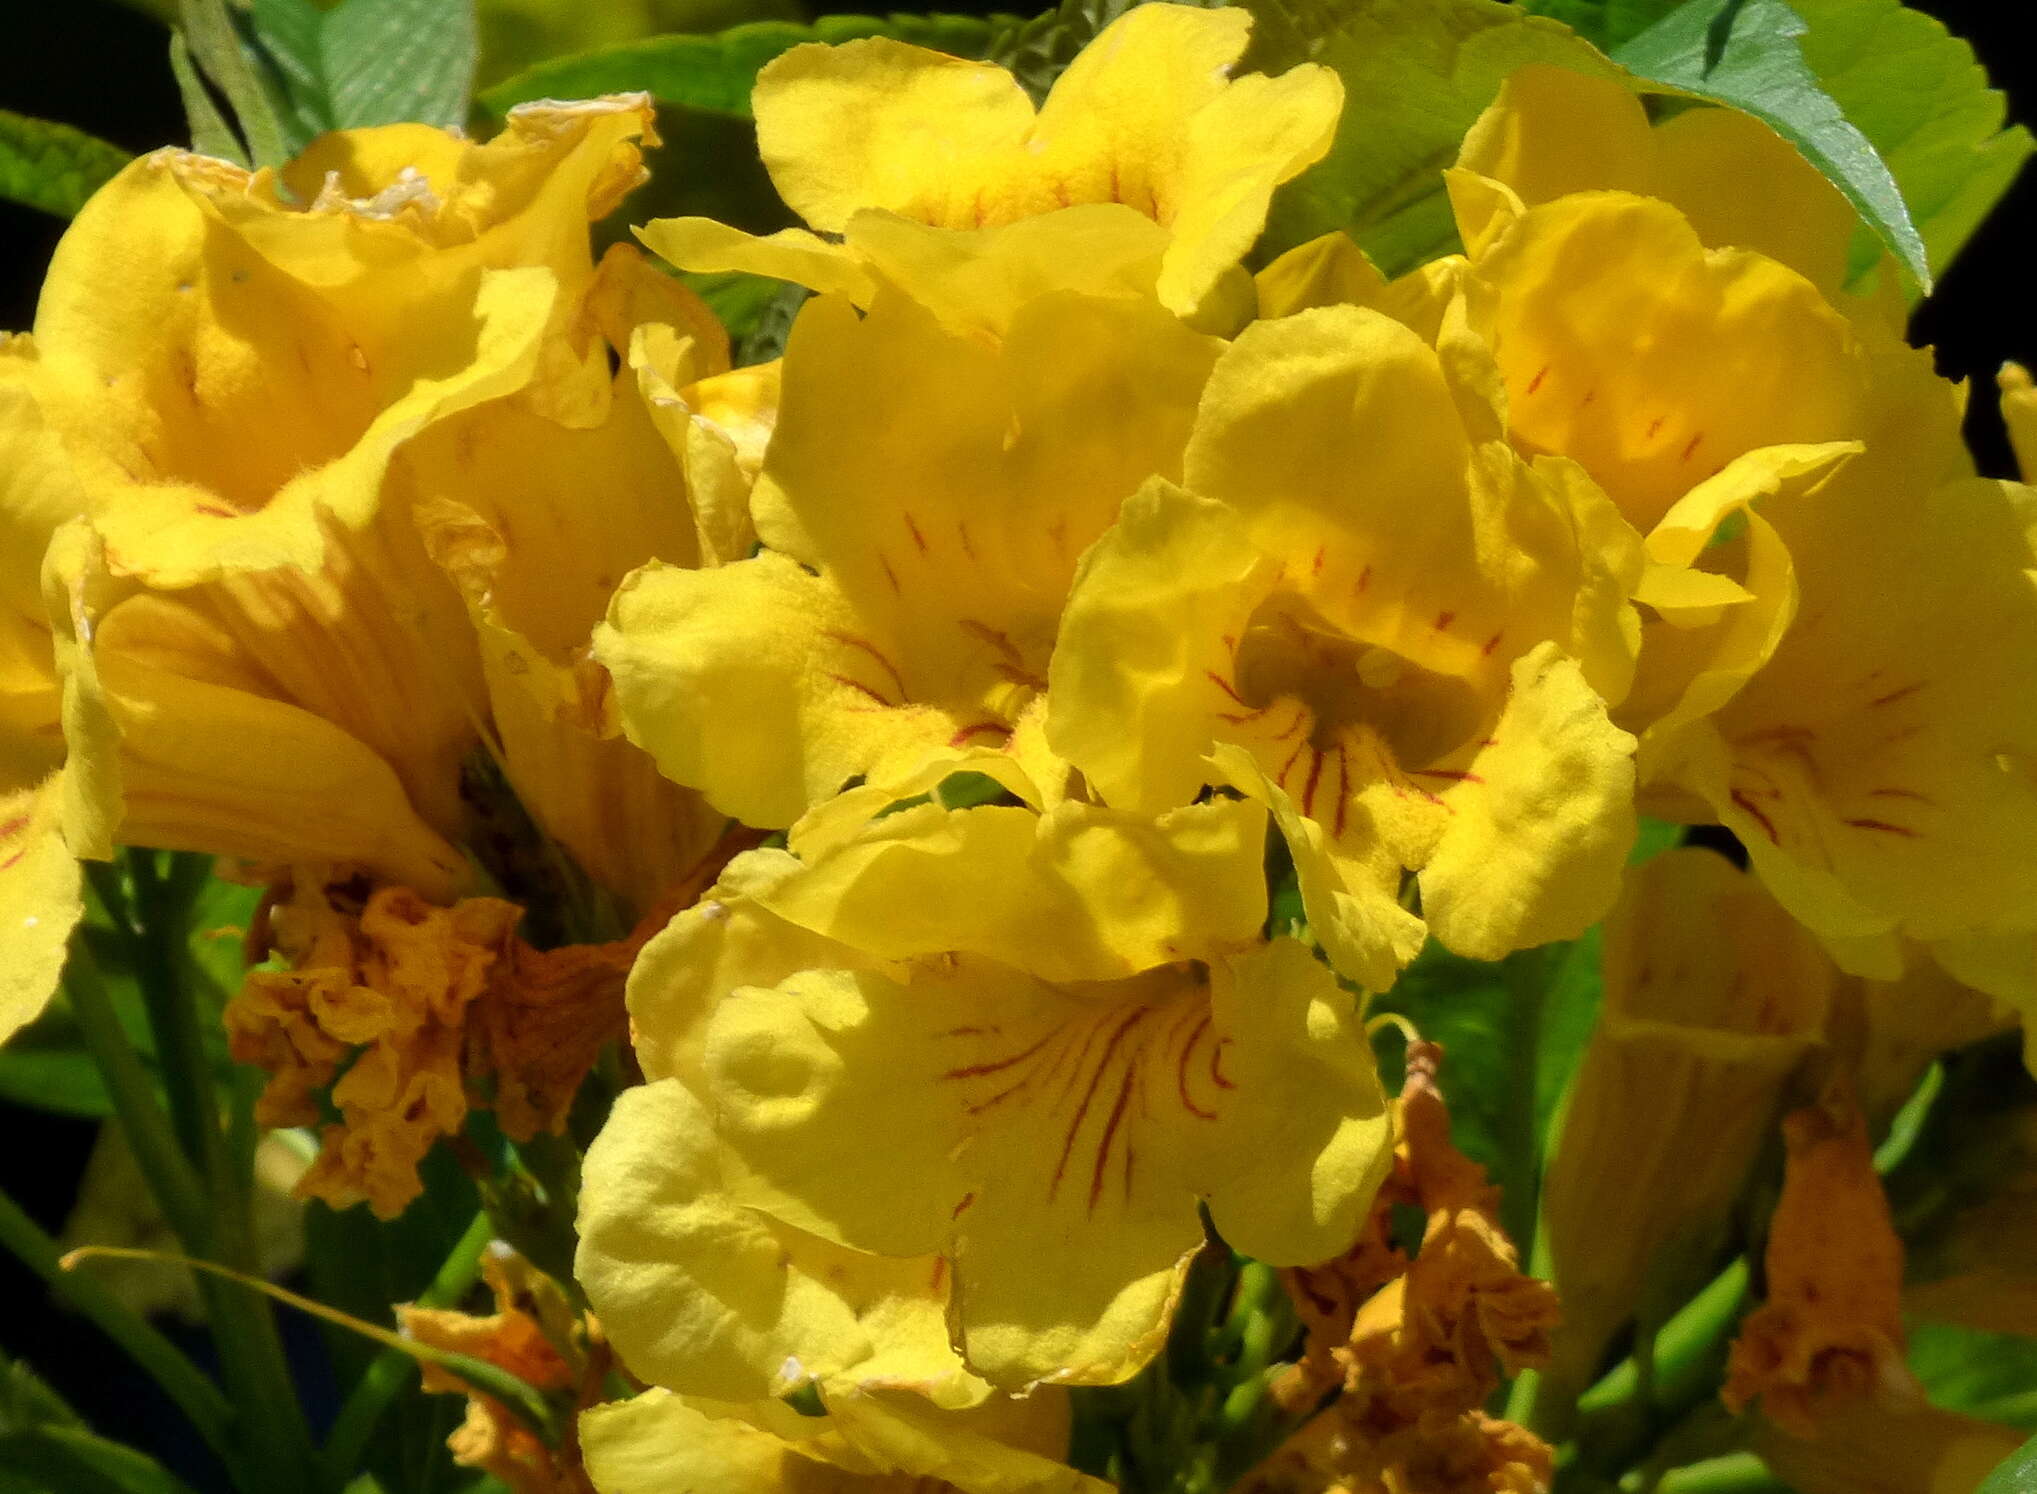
left=406, top=246, right=740, bottom=919
left=620, top=793, right=1392, bottom=1391
left=23, top=101, right=654, bottom=851
left=1048, top=306, right=1640, bottom=982
left=0, top=774, right=83, bottom=1047
left=1454, top=65, right=1861, bottom=298
left=1536, top=848, right=1833, bottom=1406
left=153, top=95, right=660, bottom=428
left=653, top=3, right=1339, bottom=316
left=597, top=273, right=1218, bottom=830
left=582, top=1384, right=1107, bottom=1494
left=579, top=1078, right=987, bottom=1408
left=45, top=521, right=470, bottom=898
left=1666, top=474, right=2037, bottom=1017
left=0, top=340, right=85, bottom=793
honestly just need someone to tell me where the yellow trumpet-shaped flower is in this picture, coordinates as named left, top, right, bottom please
left=1668, top=472, right=2037, bottom=1013
left=406, top=243, right=740, bottom=919
left=605, top=788, right=1391, bottom=1391
left=0, top=343, right=84, bottom=794
left=1049, top=304, right=1640, bottom=983
left=1453, top=66, right=1861, bottom=298
left=22, top=99, right=660, bottom=882
left=597, top=260, right=1217, bottom=830
left=643, top=3, right=1339, bottom=316
left=1537, top=848, right=1833, bottom=1401
left=0, top=774, right=82, bottom=1047
left=581, top=1383, right=1106, bottom=1494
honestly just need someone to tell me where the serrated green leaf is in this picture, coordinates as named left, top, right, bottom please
left=1614, top=0, right=1931, bottom=290
left=479, top=12, right=1017, bottom=119
left=1787, top=0, right=2032, bottom=289
left=1249, top=0, right=1622, bottom=274
left=1981, top=1435, right=2037, bottom=1494
left=0, top=111, right=131, bottom=220
left=322, top=0, right=478, bottom=130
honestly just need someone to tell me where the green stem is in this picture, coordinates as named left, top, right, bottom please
left=61, top=944, right=212, bottom=1250
left=1498, top=951, right=1551, bottom=1258
left=0, top=1182, right=239, bottom=1473
left=1648, top=1453, right=1787, bottom=1494
left=124, top=851, right=327, bottom=1492
left=319, top=1211, right=495, bottom=1481
left=1572, top=1258, right=1752, bottom=1476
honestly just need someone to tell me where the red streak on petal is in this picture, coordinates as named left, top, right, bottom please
left=1844, top=817, right=1920, bottom=837
left=1526, top=363, right=1550, bottom=396
left=1051, top=1006, right=1153, bottom=1203
left=1433, top=611, right=1454, bottom=632
left=827, top=674, right=894, bottom=708
left=942, top=1027, right=1054, bottom=1081
left=1206, top=671, right=1247, bottom=706
left=904, top=512, right=930, bottom=554
left=1333, top=743, right=1350, bottom=840
left=1731, top=788, right=1780, bottom=844
left=1089, top=1065, right=1140, bottom=1214
left=1679, top=432, right=1705, bottom=464
left=1300, top=746, right=1325, bottom=818
left=1209, top=1037, right=1236, bottom=1091
left=1868, top=682, right=1924, bottom=708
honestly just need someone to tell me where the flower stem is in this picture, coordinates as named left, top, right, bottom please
left=319, top=1209, right=495, bottom=1480
left=121, top=850, right=328, bottom=1492
left=60, top=942, right=212, bottom=1249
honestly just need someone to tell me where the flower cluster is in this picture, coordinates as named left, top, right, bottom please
left=5, top=4, right=2036, bottom=1491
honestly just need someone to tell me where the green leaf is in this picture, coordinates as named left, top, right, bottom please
left=1981, top=1435, right=2037, bottom=1494
left=168, top=31, right=251, bottom=166
left=1249, top=0, right=1622, bottom=275
left=1614, top=0, right=1931, bottom=291
left=1515, top=0, right=1681, bottom=51
left=0, top=111, right=131, bottom=220
left=320, top=0, right=478, bottom=131
left=1786, top=0, right=2032, bottom=288
left=479, top=12, right=1017, bottom=119
left=1372, top=929, right=1603, bottom=1247
left=987, top=0, right=1228, bottom=103
left=177, top=0, right=293, bottom=167
left=1912, top=1321, right=2037, bottom=1428
left=0, top=1427, right=200, bottom=1494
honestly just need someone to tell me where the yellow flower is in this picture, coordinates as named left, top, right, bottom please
left=405, top=243, right=741, bottom=919
left=596, top=254, right=1218, bottom=830
left=0, top=343, right=84, bottom=794
left=1452, top=65, right=1861, bottom=299
left=602, top=791, right=1391, bottom=1391
left=1047, top=305, right=1640, bottom=982
left=644, top=3, right=1340, bottom=316
left=0, top=773, right=83, bottom=1047
left=581, top=1383, right=1107, bottom=1494
left=1723, top=1079, right=1914, bottom=1436
left=24, top=100, right=660, bottom=883
left=1536, top=848, right=1833, bottom=1403
left=1665, top=473, right=2037, bottom=1011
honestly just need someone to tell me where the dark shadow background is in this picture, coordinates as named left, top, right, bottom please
left=0, top=0, right=2029, bottom=1485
